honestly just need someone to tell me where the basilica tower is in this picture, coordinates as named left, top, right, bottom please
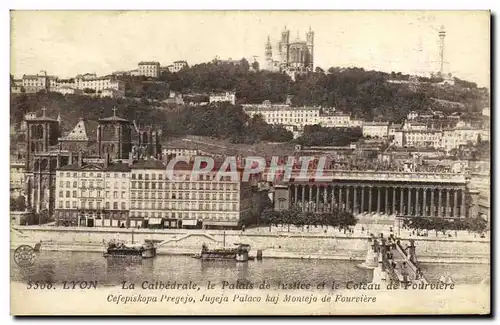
left=306, top=26, right=315, bottom=71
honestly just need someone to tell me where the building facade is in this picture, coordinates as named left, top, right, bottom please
left=362, top=122, right=389, bottom=138
left=209, top=92, right=236, bottom=105
left=55, top=158, right=131, bottom=227
left=138, top=61, right=161, bottom=78
left=167, top=61, right=188, bottom=73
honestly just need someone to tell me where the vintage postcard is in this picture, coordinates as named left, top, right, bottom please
left=10, top=10, right=490, bottom=315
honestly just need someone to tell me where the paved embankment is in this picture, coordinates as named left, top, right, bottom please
left=11, top=226, right=490, bottom=264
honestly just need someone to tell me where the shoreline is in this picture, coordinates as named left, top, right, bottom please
left=11, top=225, right=490, bottom=265
left=10, top=241, right=490, bottom=265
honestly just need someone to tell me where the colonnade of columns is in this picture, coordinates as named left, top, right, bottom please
left=290, top=184, right=468, bottom=218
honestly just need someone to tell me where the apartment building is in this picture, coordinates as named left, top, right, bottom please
left=129, top=160, right=253, bottom=229
left=362, top=122, right=389, bottom=138
left=138, top=61, right=161, bottom=78
left=166, top=61, right=188, bottom=73
left=55, top=158, right=130, bottom=227
left=243, top=104, right=321, bottom=128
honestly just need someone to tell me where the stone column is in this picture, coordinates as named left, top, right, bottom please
left=438, top=188, right=443, bottom=217
left=353, top=187, right=358, bottom=214
left=294, top=185, right=298, bottom=207
left=330, top=186, right=335, bottom=211
left=385, top=187, right=389, bottom=214
left=315, top=185, right=320, bottom=212
left=339, top=186, right=343, bottom=211
left=430, top=188, right=435, bottom=217
left=445, top=189, right=451, bottom=218
left=301, top=185, right=306, bottom=212
left=376, top=187, right=381, bottom=213
left=422, top=188, right=427, bottom=217
left=415, top=188, right=420, bottom=216
left=368, top=187, right=373, bottom=213
left=392, top=187, right=396, bottom=215
left=346, top=186, right=351, bottom=211
left=407, top=187, right=412, bottom=215
left=400, top=187, right=404, bottom=216
left=361, top=186, right=365, bottom=213
left=461, top=190, right=466, bottom=218
left=323, top=186, right=328, bottom=213
left=453, top=189, right=458, bottom=218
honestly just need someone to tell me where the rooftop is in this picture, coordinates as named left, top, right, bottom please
left=58, top=162, right=131, bottom=172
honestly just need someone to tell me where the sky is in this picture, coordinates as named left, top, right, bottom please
left=10, top=10, right=490, bottom=87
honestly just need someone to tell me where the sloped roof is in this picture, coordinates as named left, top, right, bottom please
left=98, top=115, right=131, bottom=123
left=60, top=119, right=89, bottom=141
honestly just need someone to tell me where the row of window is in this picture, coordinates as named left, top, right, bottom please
left=130, top=201, right=238, bottom=211
left=59, top=172, right=128, bottom=178
left=130, top=182, right=238, bottom=190
left=57, top=200, right=239, bottom=212
left=130, top=192, right=237, bottom=200
left=129, top=211, right=238, bottom=220
left=59, top=190, right=127, bottom=199
left=58, top=180, right=127, bottom=189
left=58, top=201, right=125, bottom=210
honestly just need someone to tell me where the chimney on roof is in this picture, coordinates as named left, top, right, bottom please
left=104, top=153, right=109, bottom=169
left=78, top=151, right=83, bottom=168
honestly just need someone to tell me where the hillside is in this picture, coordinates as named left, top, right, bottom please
left=10, top=62, right=489, bottom=150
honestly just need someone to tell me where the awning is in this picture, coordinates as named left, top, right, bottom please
left=182, top=219, right=198, bottom=226
left=148, top=218, right=162, bottom=225
left=202, top=221, right=238, bottom=227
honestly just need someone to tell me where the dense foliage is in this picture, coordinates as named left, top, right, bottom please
left=295, top=125, right=363, bottom=147
left=260, top=207, right=357, bottom=231
left=10, top=93, right=293, bottom=144
left=155, top=60, right=488, bottom=121
left=403, top=216, right=488, bottom=234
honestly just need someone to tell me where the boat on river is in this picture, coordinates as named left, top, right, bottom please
left=103, top=230, right=156, bottom=259
left=193, top=243, right=253, bottom=262
left=103, top=241, right=156, bottom=259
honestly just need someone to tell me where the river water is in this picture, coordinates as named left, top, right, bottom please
left=11, top=251, right=490, bottom=288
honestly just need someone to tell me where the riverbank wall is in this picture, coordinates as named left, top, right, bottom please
left=11, top=226, right=490, bottom=264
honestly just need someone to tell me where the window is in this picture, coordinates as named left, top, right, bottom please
left=72, top=201, right=77, bottom=208
left=73, top=191, right=77, bottom=198
left=73, top=181, right=77, bottom=188
left=59, top=191, right=63, bottom=198
left=58, top=201, right=63, bottom=208
left=113, top=202, right=118, bottom=210
left=121, top=202, right=126, bottom=210
left=89, top=201, right=93, bottom=209
left=113, top=191, right=118, bottom=199
left=66, top=181, right=70, bottom=188
left=121, top=191, right=125, bottom=199
left=66, top=191, right=70, bottom=198
left=106, top=191, right=110, bottom=198
left=138, top=174, right=143, bottom=180
left=65, top=201, right=70, bottom=208
left=132, top=182, right=136, bottom=189
left=97, top=202, right=101, bottom=209
left=122, top=173, right=127, bottom=178
left=59, top=181, right=64, bottom=188
left=132, top=174, right=136, bottom=180
left=82, top=181, right=86, bottom=187
left=145, top=183, right=149, bottom=189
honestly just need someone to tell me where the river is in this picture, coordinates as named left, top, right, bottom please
left=11, top=251, right=490, bottom=288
